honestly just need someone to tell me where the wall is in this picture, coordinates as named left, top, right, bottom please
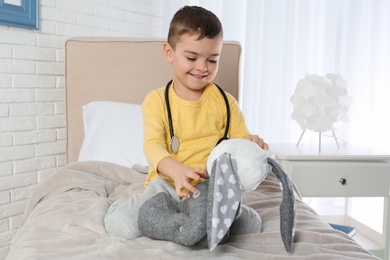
left=0, top=0, right=163, bottom=257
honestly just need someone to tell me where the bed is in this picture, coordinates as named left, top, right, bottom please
left=6, top=37, right=380, bottom=260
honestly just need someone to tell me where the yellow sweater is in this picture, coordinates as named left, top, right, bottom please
left=142, top=82, right=249, bottom=188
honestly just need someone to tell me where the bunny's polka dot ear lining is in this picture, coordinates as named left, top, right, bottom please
left=208, top=154, right=242, bottom=250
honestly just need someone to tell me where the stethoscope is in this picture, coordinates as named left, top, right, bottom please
left=165, top=80, right=231, bottom=153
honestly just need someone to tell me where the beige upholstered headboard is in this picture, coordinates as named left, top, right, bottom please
left=65, top=37, right=241, bottom=163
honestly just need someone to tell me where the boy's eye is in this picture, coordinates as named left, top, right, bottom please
left=186, top=57, right=218, bottom=63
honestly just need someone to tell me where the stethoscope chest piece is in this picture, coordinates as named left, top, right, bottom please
left=170, top=136, right=180, bottom=153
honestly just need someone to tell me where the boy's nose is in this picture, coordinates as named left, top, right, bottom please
left=197, top=60, right=208, bottom=72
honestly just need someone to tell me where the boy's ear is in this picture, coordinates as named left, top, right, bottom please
left=163, top=42, right=173, bottom=63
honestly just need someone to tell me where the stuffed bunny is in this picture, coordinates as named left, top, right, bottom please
left=138, top=139, right=296, bottom=252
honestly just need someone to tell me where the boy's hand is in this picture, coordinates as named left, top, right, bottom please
left=157, top=157, right=208, bottom=199
left=173, top=168, right=208, bottom=198
left=244, top=134, right=269, bottom=150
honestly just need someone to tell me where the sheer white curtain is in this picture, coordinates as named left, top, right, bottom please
left=163, top=0, right=390, bottom=152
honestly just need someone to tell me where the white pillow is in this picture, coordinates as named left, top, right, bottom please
left=78, top=101, right=148, bottom=168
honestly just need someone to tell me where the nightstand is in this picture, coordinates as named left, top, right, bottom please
left=270, top=143, right=390, bottom=260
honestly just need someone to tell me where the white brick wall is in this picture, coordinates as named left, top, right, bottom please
left=0, top=0, right=163, bottom=257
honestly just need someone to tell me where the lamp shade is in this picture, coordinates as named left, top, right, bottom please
left=290, top=73, right=353, bottom=131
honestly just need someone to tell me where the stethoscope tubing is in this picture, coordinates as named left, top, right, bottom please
left=164, top=80, right=231, bottom=152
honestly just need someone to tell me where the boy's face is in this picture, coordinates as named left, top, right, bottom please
left=164, top=33, right=223, bottom=101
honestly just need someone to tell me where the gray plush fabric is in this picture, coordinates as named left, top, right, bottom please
left=138, top=180, right=209, bottom=246
left=267, top=157, right=296, bottom=253
left=229, top=204, right=261, bottom=236
left=104, top=177, right=178, bottom=240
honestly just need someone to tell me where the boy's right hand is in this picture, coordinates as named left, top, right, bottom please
left=172, top=167, right=208, bottom=198
left=157, top=157, right=208, bottom=199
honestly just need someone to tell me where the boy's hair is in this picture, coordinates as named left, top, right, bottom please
left=168, top=6, right=223, bottom=49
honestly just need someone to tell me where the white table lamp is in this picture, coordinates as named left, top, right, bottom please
left=290, top=73, right=353, bottom=151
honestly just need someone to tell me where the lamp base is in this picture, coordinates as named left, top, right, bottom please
left=296, top=129, right=340, bottom=152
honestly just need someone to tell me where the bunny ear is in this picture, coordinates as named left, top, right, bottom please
left=207, top=153, right=242, bottom=251
left=267, top=157, right=296, bottom=253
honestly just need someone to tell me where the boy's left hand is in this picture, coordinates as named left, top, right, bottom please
left=244, top=135, right=269, bottom=150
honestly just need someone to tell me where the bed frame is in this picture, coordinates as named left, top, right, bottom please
left=65, top=37, right=241, bottom=163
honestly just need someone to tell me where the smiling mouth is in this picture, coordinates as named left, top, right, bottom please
left=190, top=73, right=209, bottom=79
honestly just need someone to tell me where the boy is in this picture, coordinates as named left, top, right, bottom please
left=143, top=5, right=268, bottom=198
left=104, top=5, right=268, bottom=241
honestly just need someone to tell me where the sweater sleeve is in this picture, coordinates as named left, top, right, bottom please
left=142, top=90, right=171, bottom=171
